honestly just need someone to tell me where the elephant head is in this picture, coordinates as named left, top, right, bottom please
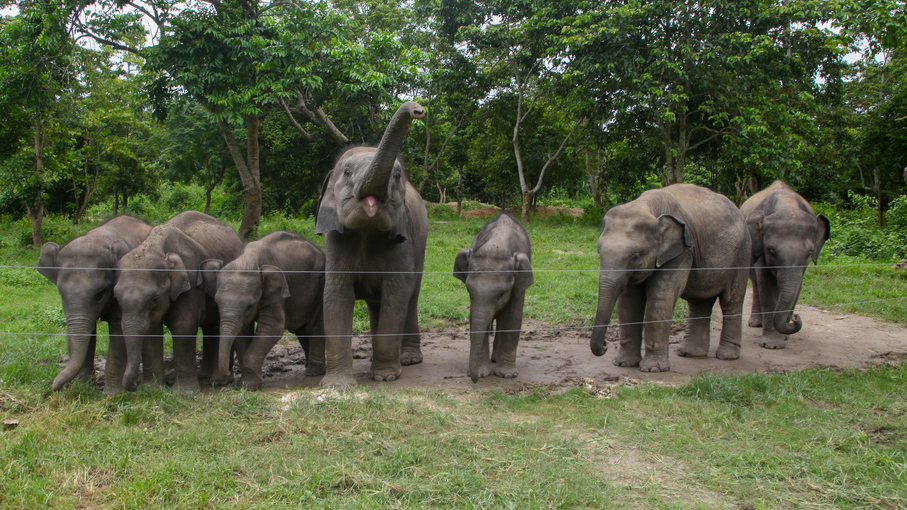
left=590, top=205, right=693, bottom=356
left=316, top=101, right=425, bottom=239
left=747, top=208, right=830, bottom=335
left=454, top=249, right=533, bottom=383
left=38, top=238, right=131, bottom=391
left=114, top=226, right=205, bottom=390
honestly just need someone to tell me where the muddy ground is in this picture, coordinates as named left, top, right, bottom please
left=251, top=289, right=907, bottom=393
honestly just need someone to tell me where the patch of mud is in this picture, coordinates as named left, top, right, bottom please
left=436, top=202, right=584, bottom=219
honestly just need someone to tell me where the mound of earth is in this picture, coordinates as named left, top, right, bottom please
left=434, top=202, right=584, bottom=219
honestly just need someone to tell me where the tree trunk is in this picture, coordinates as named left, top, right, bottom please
left=113, top=191, right=119, bottom=216
left=219, top=117, right=261, bottom=239
left=456, top=165, right=463, bottom=215
left=521, top=189, right=533, bottom=223
left=28, top=116, right=45, bottom=246
left=585, top=148, right=602, bottom=208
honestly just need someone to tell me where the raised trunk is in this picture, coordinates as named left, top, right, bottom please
left=773, top=269, right=803, bottom=335
left=360, top=102, right=425, bottom=199
left=590, top=275, right=625, bottom=356
left=52, top=316, right=95, bottom=391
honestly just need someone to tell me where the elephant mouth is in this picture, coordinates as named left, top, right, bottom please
left=360, top=195, right=382, bottom=217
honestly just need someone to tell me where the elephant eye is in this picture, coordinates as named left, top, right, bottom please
left=149, top=294, right=160, bottom=306
left=95, top=290, right=107, bottom=302
left=343, top=168, right=352, bottom=177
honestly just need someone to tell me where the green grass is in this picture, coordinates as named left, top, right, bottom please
left=2, top=214, right=907, bottom=508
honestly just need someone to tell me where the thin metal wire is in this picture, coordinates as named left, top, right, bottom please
left=2, top=296, right=904, bottom=341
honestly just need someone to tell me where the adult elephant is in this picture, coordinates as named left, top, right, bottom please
left=590, top=184, right=751, bottom=372
left=200, top=231, right=326, bottom=390
left=37, top=216, right=157, bottom=392
left=315, top=101, right=428, bottom=386
left=740, top=180, right=830, bottom=349
left=114, top=211, right=244, bottom=391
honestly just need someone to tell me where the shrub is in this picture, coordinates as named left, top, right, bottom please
left=427, top=203, right=459, bottom=220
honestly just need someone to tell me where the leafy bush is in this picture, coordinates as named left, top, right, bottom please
left=427, top=203, right=459, bottom=220
left=816, top=193, right=907, bottom=261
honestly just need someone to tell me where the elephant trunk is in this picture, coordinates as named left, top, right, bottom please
left=468, top=307, right=494, bottom=384
left=359, top=101, right=425, bottom=200
left=591, top=272, right=626, bottom=356
left=773, top=268, right=804, bottom=335
left=217, top=315, right=243, bottom=378
left=121, top=316, right=149, bottom=391
left=52, top=315, right=95, bottom=391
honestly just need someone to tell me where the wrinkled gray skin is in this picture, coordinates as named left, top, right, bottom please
left=740, top=180, right=830, bottom=349
left=114, top=211, right=243, bottom=392
left=590, top=184, right=751, bottom=372
left=454, top=214, right=533, bottom=383
left=199, top=231, right=326, bottom=390
left=315, top=101, right=428, bottom=386
left=38, top=216, right=158, bottom=392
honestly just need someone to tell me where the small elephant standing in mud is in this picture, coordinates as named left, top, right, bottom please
left=38, top=215, right=157, bottom=392
left=199, top=231, right=326, bottom=390
left=590, top=184, right=751, bottom=372
left=114, top=211, right=244, bottom=391
left=315, top=101, right=428, bottom=386
left=454, top=214, right=534, bottom=383
left=740, top=180, right=830, bottom=349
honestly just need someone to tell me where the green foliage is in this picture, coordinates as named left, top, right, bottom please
left=817, top=194, right=907, bottom=260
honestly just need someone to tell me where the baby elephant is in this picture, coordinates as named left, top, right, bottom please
left=200, top=231, right=326, bottom=390
left=454, top=213, right=533, bottom=383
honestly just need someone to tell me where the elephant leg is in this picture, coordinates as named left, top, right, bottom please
left=677, top=297, right=715, bottom=358
left=400, top=286, right=423, bottom=366
left=614, top=284, right=645, bottom=367
left=320, top=277, right=357, bottom=387
left=756, top=267, right=786, bottom=349
left=198, top=323, right=218, bottom=386
left=142, top=323, right=165, bottom=387
left=492, top=293, right=525, bottom=379
left=105, top=322, right=127, bottom=393
left=299, top=323, right=326, bottom=377
left=716, top=278, right=747, bottom=360
left=237, top=325, right=284, bottom=391
left=371, top=282, right=410, bottom=381
left=169, top=322, right=200, bottom=392
left=748, top=269, right=763, bottom=328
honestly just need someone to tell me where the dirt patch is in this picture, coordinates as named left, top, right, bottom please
left=251, top=289, right=907, bottom=392
left=439, top=202, right=584, bottom=219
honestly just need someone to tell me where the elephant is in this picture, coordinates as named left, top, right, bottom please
left=199, top=231, right=326, bottom=390
left=315, top=101, right=428, bottom=386
left=37, top=215, right=159, bottom=392
left=740, top=180, right=830, bottom=349
left=114, top=211, right=244, bottom=392
left=590, top=184, right=751, bottom=372
left=454, top=213, right=533, bottom=383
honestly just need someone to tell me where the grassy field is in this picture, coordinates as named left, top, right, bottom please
left=1, top=214, right=906, bottom=509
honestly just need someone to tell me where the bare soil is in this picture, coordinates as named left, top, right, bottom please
left=257, top=289, right=907, bottom=393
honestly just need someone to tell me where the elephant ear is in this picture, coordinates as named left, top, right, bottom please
left=109, top=239, right=131, bottom=263
left=37, top=242, right=61, bottom=284
left=198, top=259, right=223, bottom=297
left=813, top=213, right=831, bottom=264
left=513, top=252, right=534, bottom=293
left=165, top=253, right=192, bottom=301
left=261, top=265, right=290, bottom=300
left=315, top=170, right=343, bottom=235
left=746, top=210, right=765, bottom=263
left=656, top=214, right=693, bottom=268
left=453, top=248, right=472, bottom=283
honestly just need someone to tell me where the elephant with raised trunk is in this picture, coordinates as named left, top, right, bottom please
left=740, top=180, right=830, bottom=349
left=38, top=216, right=158, bottom=392
left=114, top=211, right=243, bottom=391
left=315, top=101, right=428, bottom=386
left=590, top=184, right=751, bottom=372
left=454, top=213, right=533, bottom=383
left=200, top=231, right=326, bottom=390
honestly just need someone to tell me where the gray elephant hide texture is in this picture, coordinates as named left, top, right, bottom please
left=201, top=231, right=325, bottom=390
left=315, top=101, right=428, bottom=387
left=454, top=213, right=534, bottom=383
left=591, top=183, right=751, bottom=373
left=38, top=215, right=153, bottom=392
left=114, top=211, right=244, bottom=392
left=740, top=180, right=830, bottom=349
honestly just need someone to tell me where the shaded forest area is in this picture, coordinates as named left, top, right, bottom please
left=1, top=0, right=906, bottom=242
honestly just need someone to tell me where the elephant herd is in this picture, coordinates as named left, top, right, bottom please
left=37, top=102, right=830, bottom=393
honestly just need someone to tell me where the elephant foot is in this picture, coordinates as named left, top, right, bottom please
left=613, top=352, right=642, bottom=367
left=320, top=372, right=357, bottom=388
left=371, top=363, right=402, bottom=382
left=748, top=316, right=763, bottom=328
left=759, top=332, right=787, bottom=349
left=209, top=372, right=235, bottom=388
left=237, top=375, right=263, bottom=391
left=493, top=363, right=518, bottom=379
left=639, top=352, right=670, bottom=372
left=469, top=361, right=493, bottom=383
left=305, top=363, right=326, bottom=377
left=676, top=340, right=709, bottom=358
left=171, top=377, right=200, bottom=393
left=716, top=342, right=741, bottom=360
left=400, top=348, right=423, bottom=366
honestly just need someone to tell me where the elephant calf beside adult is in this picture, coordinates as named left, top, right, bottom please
left=590, top=184, right=751, bottom=372
left=114, top=211, right=244, bottom=392
left=740, top=180, right=830, bottom=349
left=315, top=101, right=428, bottom=386
left=200, top=231, right=326, bottom=390
left=38, top=215, right=157, bottom=392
